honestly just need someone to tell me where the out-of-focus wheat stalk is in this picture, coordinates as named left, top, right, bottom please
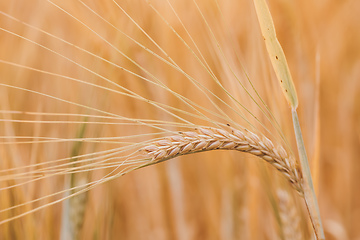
left=61, top=122, right=89, bottom=240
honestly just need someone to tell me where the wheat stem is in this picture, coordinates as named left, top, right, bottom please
left=253, top=0, right=324, bottom=237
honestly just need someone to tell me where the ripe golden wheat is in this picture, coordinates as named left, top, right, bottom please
left=142, top=127, right=303, bottom=194
left=6, top=0, right=359, bottom=239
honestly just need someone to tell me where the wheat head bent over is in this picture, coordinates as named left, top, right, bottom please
left=141, top=127, right=303, bottom=194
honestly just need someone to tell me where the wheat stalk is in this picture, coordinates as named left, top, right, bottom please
left=253, top=0, right=324, bottom=238
left=140, top=127, right=303, bottom=194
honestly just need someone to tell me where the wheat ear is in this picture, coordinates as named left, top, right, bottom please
left=277, top=190, right=303, bottom=240
left=140, top=127, right=303, bottom=194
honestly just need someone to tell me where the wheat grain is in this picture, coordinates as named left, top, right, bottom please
left=140, top=127, right=303, bottom=194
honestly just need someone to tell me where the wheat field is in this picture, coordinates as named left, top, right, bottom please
left=0, top=0, right=359, bottom=239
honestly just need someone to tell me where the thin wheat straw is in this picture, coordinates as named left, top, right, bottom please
left=1, top=159, right=137, bottom=181
left=146, top=0, right=240, bottom=124
left=0, top=140, right=148, bottom=177
left=0, top=147, right=144, bottom=201
left=0, top=29, right=197, bottom=128
left=1, top=6, right=256, bottom=132
left=0, top=20, right=221, bottom=133
left=77, top=0, right=260, bottom=131
left=0, top=110, right=206, bottom=127
left=0, top=153, right=152, bottom=225
left=0, top=134, right=170, bottom=182
left=0, top=133, right=168, bottom=145
left=0, top=119, right=199, bottom=128
left=187, top=0, right=287, bottom=148
left=0, top=142, right=145, bottom=181
left=0, top=81, right=198, bottom=138
left=149, top=0, right=267, bottom=132
left=0, top=131, right=180, bottom=176
left=0, top=58, right=236, bottom=132
left=0, top=151, right=129, bottom=186
left=0, top=9, right=230, bottom=130
left=45, top=1, right=235, bottom=129
left=212, top=0, right=291, bottom=149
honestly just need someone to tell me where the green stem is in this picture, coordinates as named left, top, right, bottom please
left=292, top=109, right=325, bottom=239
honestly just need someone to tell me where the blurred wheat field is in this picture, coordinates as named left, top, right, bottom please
left=0, top=0, right=359, bottom=239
